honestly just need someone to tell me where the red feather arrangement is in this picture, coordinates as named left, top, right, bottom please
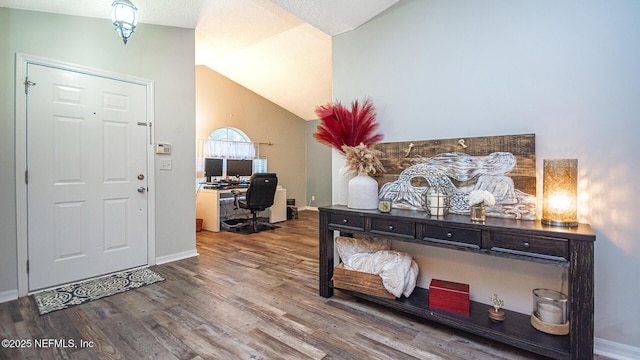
left=313, top=97, right=383, bottom=153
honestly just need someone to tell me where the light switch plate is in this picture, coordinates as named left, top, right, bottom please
left=160, top=159, right=172, bottom=170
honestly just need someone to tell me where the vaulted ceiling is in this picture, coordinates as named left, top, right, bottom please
left=0, top=0, right=398, bottom=120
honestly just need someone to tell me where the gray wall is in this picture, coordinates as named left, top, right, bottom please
left=0, top=9, right=196, bottom=295
left=305, top=120, right=332, bottom=208
left=0, top=8, right=15, bottom=297
left=333, top=0, right=640, bottom=351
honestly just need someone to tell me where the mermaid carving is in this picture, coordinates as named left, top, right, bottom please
left=378, top=152, right=536, bottom=220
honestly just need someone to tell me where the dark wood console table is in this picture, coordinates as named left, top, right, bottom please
left=319, top=205, right=595, bottom=360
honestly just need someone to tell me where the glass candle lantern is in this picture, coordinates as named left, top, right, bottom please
left=423, top=185, right=451, bottom=217
left=533, top=288, right=568, bottom=325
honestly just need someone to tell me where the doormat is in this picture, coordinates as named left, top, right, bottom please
left=32, top=268, right=164, bottom=315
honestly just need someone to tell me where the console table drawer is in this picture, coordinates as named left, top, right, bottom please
left=370, top=218, right=415, bottom=239
left=422, top=225, right=481, bottom=248
left=329, top=212, right=365, bottom=231
left=488, top=233, right=569, bottom=261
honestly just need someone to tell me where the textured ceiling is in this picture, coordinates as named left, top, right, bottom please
left=0, top=0, right=398, bottom=120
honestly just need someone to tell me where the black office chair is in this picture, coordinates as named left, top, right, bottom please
left=231, top=173, right=278, bottom=233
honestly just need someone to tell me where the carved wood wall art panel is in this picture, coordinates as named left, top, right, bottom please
left=374, top=134, right=536, bottom=220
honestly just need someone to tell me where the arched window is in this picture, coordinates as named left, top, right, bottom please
left=204, top=127, right=256, bottom=159
left=196, top=127, right=267, bottom=182
left=208, top=127, right=251, bottom=142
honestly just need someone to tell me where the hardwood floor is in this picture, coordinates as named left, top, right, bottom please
left=0, top=210, right=606, bottom=359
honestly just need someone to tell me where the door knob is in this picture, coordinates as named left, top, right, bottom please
left=137, top=186, right=146, bottom=193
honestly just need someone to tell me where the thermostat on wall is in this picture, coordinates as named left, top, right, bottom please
left=156, top=143, right=172, bottom=154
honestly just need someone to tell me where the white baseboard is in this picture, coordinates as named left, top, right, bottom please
left=155, top=249, right=199, bottom=265
left=0, top=289, right=19, bottom=304
left=595, top=337, right=640, bottom=359
left=298, top=206, right=318, bottom=211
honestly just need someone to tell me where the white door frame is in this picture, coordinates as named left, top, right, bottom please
left=14, top=53, right=156, bottom=296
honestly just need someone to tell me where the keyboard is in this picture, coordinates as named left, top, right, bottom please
left=202, top=183, right=249, bottom=190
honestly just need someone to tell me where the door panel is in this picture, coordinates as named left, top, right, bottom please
left=27, top=64, right=148, bottom=291
left=54, top=201, right=85, bottom=260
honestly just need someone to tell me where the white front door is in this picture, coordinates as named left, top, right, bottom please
left=26, top=64, right=149, bottom=291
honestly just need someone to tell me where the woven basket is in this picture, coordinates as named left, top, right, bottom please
left=332, top=263, right=395, bottom=299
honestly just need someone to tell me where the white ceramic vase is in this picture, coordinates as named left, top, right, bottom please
left=338, top=164, right=356, bottom=205
left=348, top=172, right=379, bottom=209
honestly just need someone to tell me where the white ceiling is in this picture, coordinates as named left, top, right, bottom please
left=0, top=0, right=398, bottom=120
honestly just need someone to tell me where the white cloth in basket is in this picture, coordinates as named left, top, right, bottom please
left=336, top=236, right=419, bottom=298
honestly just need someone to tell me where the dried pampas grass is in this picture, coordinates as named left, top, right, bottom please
left=343, top=143, right=385, bottom=175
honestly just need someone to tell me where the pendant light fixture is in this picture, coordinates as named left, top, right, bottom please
left=112, top=0, right=138, bottom=44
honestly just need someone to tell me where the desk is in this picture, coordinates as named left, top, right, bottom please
left=196, top=186, right=287, bottom=232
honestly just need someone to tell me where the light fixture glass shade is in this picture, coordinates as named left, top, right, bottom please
left=542, top=159, right=578, bottom=227
left=112, top=0, right=138, bottom=44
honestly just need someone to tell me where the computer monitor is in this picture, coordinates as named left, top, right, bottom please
left=227, top=159, right=253, bottom=178
left=204, top=158, right=223, bottom=182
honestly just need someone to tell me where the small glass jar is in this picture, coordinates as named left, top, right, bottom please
left=378, top=198, right=392, bottom=213
left=470, top=203, right=486, bottom=222
left=533, top=288, right=568, bottom=324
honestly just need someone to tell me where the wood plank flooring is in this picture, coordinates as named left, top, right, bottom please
left=0, top=210, right=607, bottom=359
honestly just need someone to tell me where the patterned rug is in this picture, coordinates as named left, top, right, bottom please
left=32, top=268, right=164, bottom=315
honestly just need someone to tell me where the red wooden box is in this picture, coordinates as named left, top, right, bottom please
left=429, top=279, right=470, bottom=315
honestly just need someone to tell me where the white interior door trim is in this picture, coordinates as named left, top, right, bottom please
left=15, top=53, right=156, bottom=296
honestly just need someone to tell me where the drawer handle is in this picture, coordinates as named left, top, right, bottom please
left=342, top=219, right=348, bottom=224
left=388, top=225, right=394, bottom=231
left=523, top=242, right=530, bottom=248
left=447, top=232, right=453, bottom=238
